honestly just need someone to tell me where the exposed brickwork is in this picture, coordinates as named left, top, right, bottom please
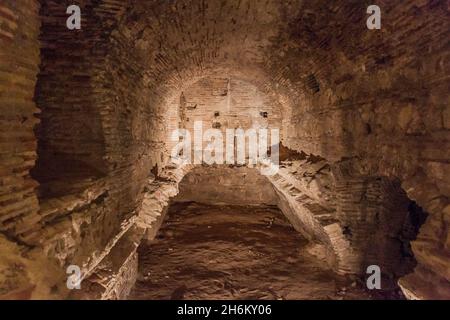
left=0, top=0, right=449, bottom=299
left=176, top=166, right=279, bottom=206
left=167, top=76, right=282, bottom=153
left=0, top=0, right=41, bottom=243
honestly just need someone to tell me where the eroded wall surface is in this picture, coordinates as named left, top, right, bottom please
left=0, top=0, right=449, bottom=299
left=176, top=166, right=278, bottom=206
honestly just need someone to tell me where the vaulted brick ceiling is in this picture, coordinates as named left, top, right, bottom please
left=0, top=0, right=449, bottom=299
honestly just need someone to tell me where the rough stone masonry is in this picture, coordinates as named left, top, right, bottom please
left=0, top=0, right=449, bottom=299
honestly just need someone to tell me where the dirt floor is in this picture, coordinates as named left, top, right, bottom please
left=129, top=202, right=404, bottom=300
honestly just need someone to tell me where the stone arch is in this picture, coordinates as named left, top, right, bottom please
left=1, top=0, right=449, bottom=299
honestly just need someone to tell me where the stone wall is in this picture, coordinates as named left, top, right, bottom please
left=0, top=0, right=448, bottom=299
left=166, top=76, right=282, bottom=153
left=1, top=0, right=164, bottom=298
left=0, top=0, right=41, bottom=246
left=0, top=0, right=55, bottom=299
left=175, top=166, right=278, bottom=206
left=334, top=171, right=418, bottom=280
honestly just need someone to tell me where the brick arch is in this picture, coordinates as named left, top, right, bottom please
left=331, top=158, right=449, bottom=298
left=1, top=0, right=449, bottom=299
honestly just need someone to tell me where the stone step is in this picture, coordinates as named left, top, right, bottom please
left=287, top=186, right=301, bottom=197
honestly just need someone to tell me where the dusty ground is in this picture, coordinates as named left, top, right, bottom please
left=129, top=202, right=402, bottom=300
